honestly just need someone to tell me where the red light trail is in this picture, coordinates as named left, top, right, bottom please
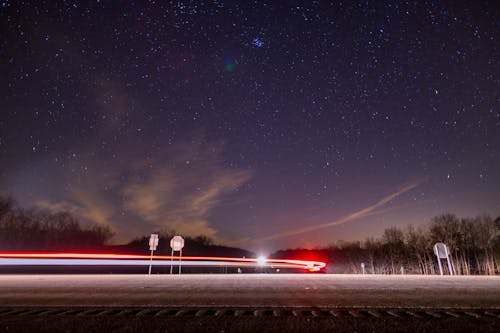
left=0, top=252, right=327, bottom=272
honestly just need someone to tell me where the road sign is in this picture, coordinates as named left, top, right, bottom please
left=433, top=242, right=454, bottom=276
left=149, top=234, right=159, bottom=251
left=170, top=235, right=185, bottom=275
left=433, top=242, right=449, bottom=259
left=170, top=235, right=184, bottom=251
left=148, top=234, right=159, bottom=275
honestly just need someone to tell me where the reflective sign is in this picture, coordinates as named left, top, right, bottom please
left=433, top=242, right=449, bottom=259
left=149, top=234, right=159, bottom=251
left=170, top=235, right=184, bottom=251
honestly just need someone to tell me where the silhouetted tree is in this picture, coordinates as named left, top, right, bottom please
left=274, top=214, right=499, bottom=275
left=0, top=194, right=114, bottom=251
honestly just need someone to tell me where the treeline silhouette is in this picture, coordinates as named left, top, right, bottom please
left=0, top=195, right=113, bottom=251
left=111, top=232, right=254, bottom=258
left=273, top=214, right=500, bottom=275
left=0, top=195, right=253, bottom=257
left=2, top=194, right=499, bottom=275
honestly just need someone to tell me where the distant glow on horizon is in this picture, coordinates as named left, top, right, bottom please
left=0, top=252, right=326, bottom=272
left=257, top=255, right=267, bottom=266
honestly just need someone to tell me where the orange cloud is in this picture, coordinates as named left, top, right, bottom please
left=37, top=137, right=252, bottom=243
left=121, top=159, right=251, bottom=242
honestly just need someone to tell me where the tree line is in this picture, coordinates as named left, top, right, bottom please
left=118, top=231, right=253, bottom=258
left=273, top=214, right=500, bottom=275
left=0, top=195, right=113, bottom=251
left=0, top=195, right=252, bottom=257
left=1, top=194, right=499, bottom=275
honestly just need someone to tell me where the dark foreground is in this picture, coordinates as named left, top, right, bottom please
left=0, top=307, right=499, bottom=333
left=0, top=274, right=499, bottom=332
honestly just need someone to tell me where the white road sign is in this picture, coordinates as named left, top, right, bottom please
left=433, top=242, right=454, bottom=276
left=149, top=234, right=159, bottom=251
left=433, top=242, right=449, bottom=259
left=170, top=235, right=185, bottom=251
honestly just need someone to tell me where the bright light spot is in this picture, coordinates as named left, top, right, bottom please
left=257, top=255, right=267, bottom=266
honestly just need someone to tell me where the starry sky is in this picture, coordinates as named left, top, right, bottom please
left=1, top=1, right=498, bottom=252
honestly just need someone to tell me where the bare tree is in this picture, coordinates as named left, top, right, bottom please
left=382, top=227, right=406, bottom=274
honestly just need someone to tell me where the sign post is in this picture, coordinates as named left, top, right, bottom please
left=433, top=242, right=454, bottom=276
left=170, top=235, right=185, bottom=275
left=148, top=234, right=159, bottom=275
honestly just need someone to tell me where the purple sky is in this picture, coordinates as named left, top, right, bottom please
left=1, top=1, right=498, bottom=251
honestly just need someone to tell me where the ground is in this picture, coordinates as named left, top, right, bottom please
left=0, top=274, right=499, bottom=332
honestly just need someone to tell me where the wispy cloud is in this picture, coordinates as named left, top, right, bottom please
left=36, top=193, right=114, bottom=228
left=25, top=71, right=253, bottom=243
left=35, top=138, right=252, bottom=243
left=122, top=154, right=251, bottom=241
left=231, top=180, right=422, bottom=244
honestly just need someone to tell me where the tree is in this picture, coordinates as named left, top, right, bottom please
left=406, top=225, right=434, bottom=274
left=472, top=215, right=497, bottom=275
left=382, top=227, right=406, bottom=274
left=429, top=214, right=461, bottom=274
left=363, top=237, right=379, bottom=274
left=0, top=194, right=114, bottom=251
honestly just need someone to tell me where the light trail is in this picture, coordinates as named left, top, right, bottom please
left=0, top=252, right=327, bottom=272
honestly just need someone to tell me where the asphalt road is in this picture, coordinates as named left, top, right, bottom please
left=0, top=274, right=499, bottom=308
left=0, top=274, right=499, bottom=333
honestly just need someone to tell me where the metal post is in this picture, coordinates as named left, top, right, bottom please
left=170, top=248, right=174, bottom=274
left=446, top=247, right=455, bottom=275
left=179, top=249, right=182, bottom=275
left=437, top=258, right=444, bottom=276
left=446, top=256, right=454, bottom=276
left=450, top=256, right=457, bottom=275
left=148, top=249, right=154, bottom=275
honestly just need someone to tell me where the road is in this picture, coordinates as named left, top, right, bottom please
left=0, top=274, right=499, bottom=333
left=0, top=274, right=499, bottom=307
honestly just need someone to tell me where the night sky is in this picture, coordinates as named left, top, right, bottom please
left=1, top=1, right=498, bottom=252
